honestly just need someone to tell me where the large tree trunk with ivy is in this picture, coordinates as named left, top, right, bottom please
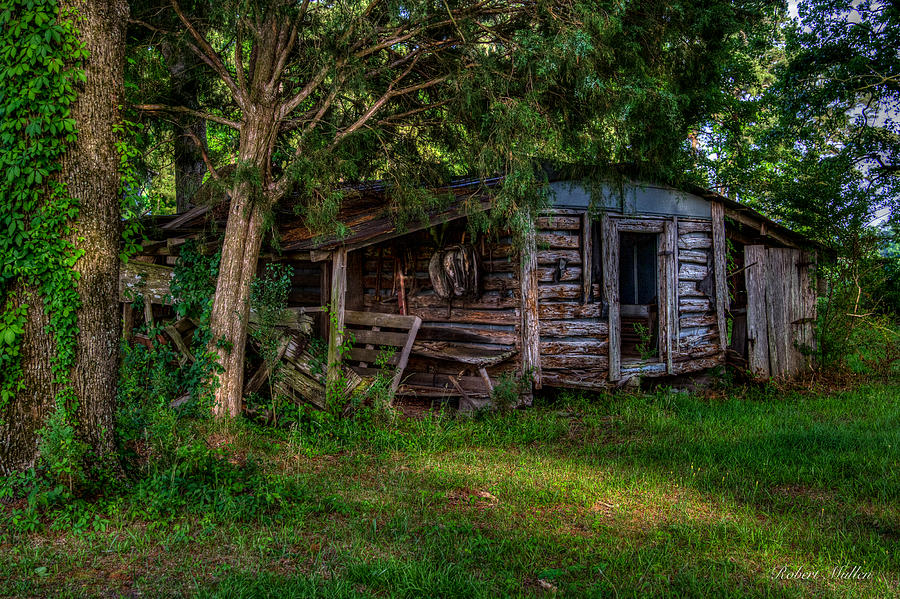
left=62, top=0, right=129, bottom=464
left=0, top=0, right=127, bottom=472
left=0, top=288, right=57, bottom=474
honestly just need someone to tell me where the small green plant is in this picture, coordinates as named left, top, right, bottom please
left=490, top=370, right=532, bottom=413
left=633, top=322, right=656, bottom=360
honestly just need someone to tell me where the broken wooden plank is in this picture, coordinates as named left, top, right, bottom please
left=390, top=315, right=421, bottom=396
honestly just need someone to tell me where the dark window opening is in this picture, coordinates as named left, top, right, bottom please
left=619, top=232, right=659, bottom=359
left=619, top=233, right=658, bottom=305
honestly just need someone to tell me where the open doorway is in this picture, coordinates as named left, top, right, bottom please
left=619, top=232, right=659, bottom=360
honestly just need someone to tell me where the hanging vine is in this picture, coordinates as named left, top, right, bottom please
left=0, top=1, right=87, bottom=417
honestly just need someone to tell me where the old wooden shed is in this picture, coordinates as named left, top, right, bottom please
left=124, top=177, right=819, bottom=408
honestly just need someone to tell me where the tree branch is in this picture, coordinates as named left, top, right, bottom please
left=184, top=129, right=222, bottom=183
left=170, top=0, right=246, bottom=107
left=134, top=104, right=241, bottom=130
left=330, top=74, right=450, bottom=148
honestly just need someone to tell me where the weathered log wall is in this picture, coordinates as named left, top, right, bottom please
left=673, top=219, right=723, bottom=366
left=346, top=209, right=729, bottom=395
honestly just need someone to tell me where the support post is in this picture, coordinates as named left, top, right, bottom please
left=327, top=247, right=348, bottom=391
left=601, top=214, right=620, bottom=382
left=711, top=201, right=728, bottom=352
left=520, top=220, right=542, bottom=390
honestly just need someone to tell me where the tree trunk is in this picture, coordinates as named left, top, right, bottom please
left=64, top=0, right=128, bottom=462
left=0, top=0, right=128, bottom=472
left=208, top=110, right=278, bottom=418
left=0, top=287, right=57, bottom=474
left=160, top=39, right=207, bottom=213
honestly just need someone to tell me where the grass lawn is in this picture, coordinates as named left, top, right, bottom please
left=2, top=382, right=898, bottom=598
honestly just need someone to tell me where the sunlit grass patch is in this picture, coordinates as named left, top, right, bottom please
left=1, top=382, right=898, bottom=597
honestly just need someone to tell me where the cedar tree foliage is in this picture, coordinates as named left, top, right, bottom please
left=127, top=0, right=781, bottom=416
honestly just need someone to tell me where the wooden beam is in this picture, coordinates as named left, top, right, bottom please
left=744, top=245, right=770, bottom=379
left=661, top=219, right=677, bottom=374
left=582, top=213, right=592, bottom=304
left=601, top=213, right=621, bottom=382
left=326, top=247, right=348, bottom=390
left=520, top=221, right=542, bottom=389
left=390, top=315, right=421, bottom=396
left=711, top=202, right=728, bottom=352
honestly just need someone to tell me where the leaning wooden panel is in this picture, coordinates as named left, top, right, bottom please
left=711, top=201, right=728, bottom=352
left=520, top=223, right=542, bottom=388
left=661, top=220, right=677, bottom=373
left=744, top=245, right=770, bottom=379
left=602, top=213, right=621, bottom=381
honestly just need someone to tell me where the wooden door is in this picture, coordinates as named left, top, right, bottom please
left=745, top=246, right=817, bottom=379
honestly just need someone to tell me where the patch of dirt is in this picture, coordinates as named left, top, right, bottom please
left=447, top=487, right=499, bottom=509
left=771, top=483, right=835, bottom=504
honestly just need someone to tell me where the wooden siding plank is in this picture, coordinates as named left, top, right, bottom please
left=520, top=223, right=542, bottom=388
left=582, top=213, right=592, bottom=303
left=602, top=213, right=621, bottom=381
left=744, top=245, right=770, bottom=379
left=711, top=201, right=728, bottom=352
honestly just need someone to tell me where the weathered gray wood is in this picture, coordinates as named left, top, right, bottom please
left=327, top=248, right=348, bottom=390
left=120, top=261, right=174, bottom=305
left=344, top=309, right=418, bottom=329
left=536, top=215, right=581, bottom=230
left=350, top=329, right=409, bottom=347
left=582, top=213, right=592, bottom=303
left=678, top=249, right=709, bottom=264
left=538, top=283, right=583, bottom=301
left=539, top=303, right=604, bottom=319
left=540, top=338, right=608, bottom=354
left=542, top=355, right=610, bottom=370
left=247, top=307, right=314, bottom=334
left=602, top=214, right=620, bottom=381
left=679, top=298, right=711, bottom=312
left=536, top=249, right=582, bottom=265
left=163, top=321, right=194, bottom=363
left=539, top=319, right=608, bottom=337
left=744, top=245, right=770, bottom=379
left=417, top=324, right=517, bottom=346
left=614, top=218, right=665, bottom=233
left=411, top=307, right=519, bottom=325
left=678, top=262, right=709, bottom=282
left=678, top=234, right=712, bottom=251
left=678, top=281, right=706, bottom=298
left=678, top=220, right=712, bottom=234
left=723, top=207, right=800, bottom=249
left=765, top=249, right=786, bottom=377
left=680, top=314, right=718, bottom=328
left=391, top=315, right=421, bottom=395
left=520, top=222, right=542, bottom=388
left=662, top=219, right=677, bottom=372
left=537, top=232, right=580, bottom=249
left=711, top=201, right=728, bottom=353
left=412, top=341, right=515, bottom=365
